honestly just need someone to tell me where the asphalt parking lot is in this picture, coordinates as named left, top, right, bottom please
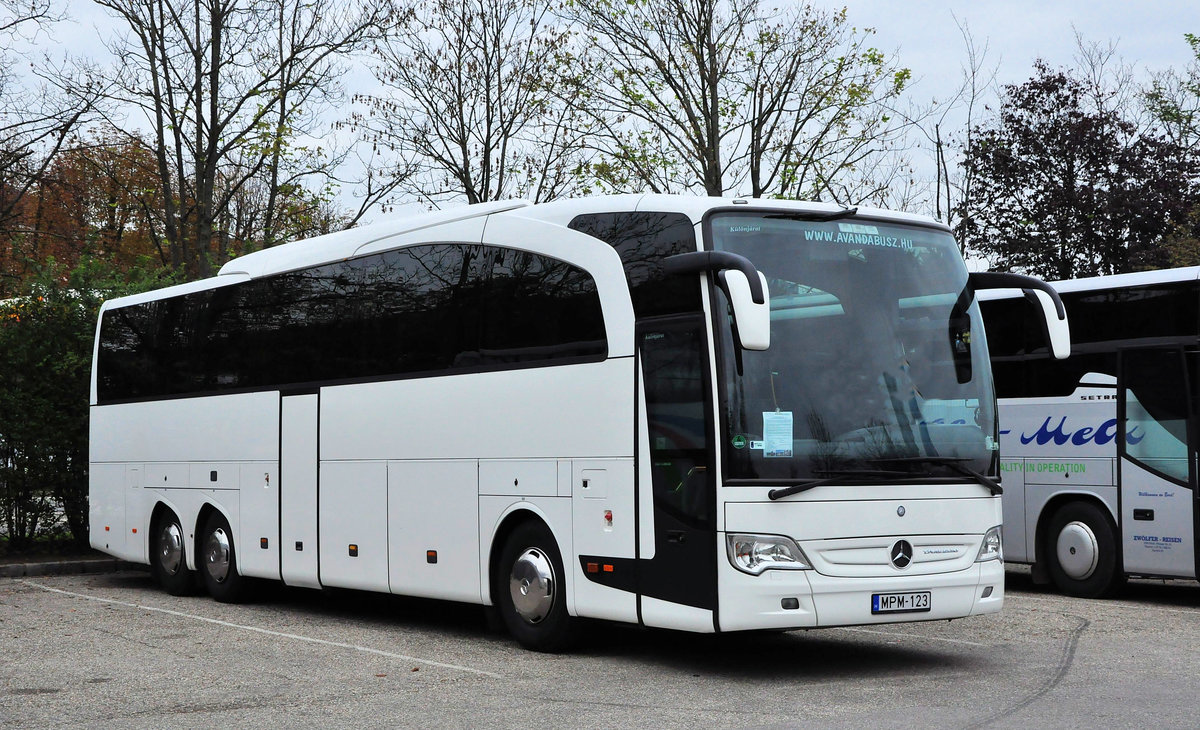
left=2, top=567, right=1198, bottom=729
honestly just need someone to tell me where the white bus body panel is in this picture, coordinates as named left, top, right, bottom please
left=89, top=392, right=280, bottom=573
left=320, top=360, right=634, bottom=462
left=281, top=395, right=320, bottom=588
left=388, top=459, right=480, bottom=602
left=998, top=388, right=1121, bottom=559
left=570, top=458, right=638, bottom=623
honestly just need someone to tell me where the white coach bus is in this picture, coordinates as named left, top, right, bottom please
left=90, top=194, right=1066, bottom=650
left=980, top=267, right=1200, bottom=598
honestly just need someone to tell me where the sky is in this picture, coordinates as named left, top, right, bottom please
left=25, top=0, right=1200, bottom=225
left=824, top=1, right=1198, bottom=102
left=53, top=0, right=1200, bottom=109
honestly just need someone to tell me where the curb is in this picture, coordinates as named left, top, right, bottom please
left=0, top=558, right=135, bottom=578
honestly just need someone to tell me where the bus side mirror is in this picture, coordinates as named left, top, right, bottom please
left=719, top=269, right=771, bottom=351
left=969, top=272, right=1071, bottom=360
left=664, top=251, right=771, bottom=351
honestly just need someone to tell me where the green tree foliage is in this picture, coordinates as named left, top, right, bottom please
left=1146, top=34, right=1200, bottom=266
left=0, top=258, right=172, bottom=547
left=956, top=61, right=1199, bottom=279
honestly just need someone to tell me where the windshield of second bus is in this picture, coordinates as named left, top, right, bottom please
left=710, top=212, right=996, bottom=483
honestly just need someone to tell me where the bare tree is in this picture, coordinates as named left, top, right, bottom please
left=354, top=0, right=590, bottom=207
left=893, top=16, right=999, bottom=234
left=558, top=0, right=912, bottom=202
left=0, top=2, right=105, bottom=231
left=94, top=0, right=390, bottom=278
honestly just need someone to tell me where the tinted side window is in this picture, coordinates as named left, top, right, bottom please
left=97, top=244, right=607, bottom=403
left=569, top=212, right=700, bottom=317
left=1068, top=284, right=1200, bottom=346
left=478, top=247, right=607, bottom=364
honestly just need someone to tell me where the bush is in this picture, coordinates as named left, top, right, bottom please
left=0, top=258, right=173, bottom=550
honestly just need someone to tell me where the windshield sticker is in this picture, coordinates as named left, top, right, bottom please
left=763, top=411, right=794, bottom=458
left=838, top=223, right=879, bottom=234
left=731, top=434, right=747, bottom=449
left=750, top=440, right=764, bottom=450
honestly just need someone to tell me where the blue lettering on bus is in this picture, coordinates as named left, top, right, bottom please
left=1017, top=417, right=1143, bottom=446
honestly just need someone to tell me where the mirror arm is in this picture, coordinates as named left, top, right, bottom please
left=968, top=271, right=1065, bottom=320
left=664, top=251, right=765, bottom=304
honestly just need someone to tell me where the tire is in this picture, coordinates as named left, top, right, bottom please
left=1045, top=501, right=1124, bottom=598
left=200, top=511, right=249, bottom=603
left=150, top=511, right=194, bottom=596
left=495, top=522, right=576, bottom=652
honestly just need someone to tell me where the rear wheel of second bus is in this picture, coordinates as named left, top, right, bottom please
left=496, top=522, right=576, bottom=652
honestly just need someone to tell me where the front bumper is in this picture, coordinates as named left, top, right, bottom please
left=717, top=552, right=1004, bottom=632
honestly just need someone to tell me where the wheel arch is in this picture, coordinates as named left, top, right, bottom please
left=485, top=505, right=565, bottom=609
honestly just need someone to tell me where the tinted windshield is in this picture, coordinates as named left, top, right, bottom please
left=710, top=212, right=997, bottom=482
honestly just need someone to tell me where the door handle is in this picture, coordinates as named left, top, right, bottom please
left=666, top=530, right=687, bottom=543
left=1133, top=509, right=1154, bottom=521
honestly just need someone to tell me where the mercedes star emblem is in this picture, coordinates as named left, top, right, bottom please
left=890, top=540, right=914, bottom=569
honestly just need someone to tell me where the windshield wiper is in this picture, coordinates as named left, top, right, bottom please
left=764, top=206, right=858, bottom=222
left=866, top=456, right=1003, bottom=495
left=767, top=468, right=914, bottom=501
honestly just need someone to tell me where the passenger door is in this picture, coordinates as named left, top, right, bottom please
left=1118, top=347, right=1198, bottom=578
left=636, top=316, right=718, bottom=625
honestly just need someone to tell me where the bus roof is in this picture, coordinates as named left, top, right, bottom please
left=217, top=194, right=946, bottom=281
left=978, top=266, right=1200, bottom=301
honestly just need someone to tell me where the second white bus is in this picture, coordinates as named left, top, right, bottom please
left=981, top=267, right=1200, bottom=597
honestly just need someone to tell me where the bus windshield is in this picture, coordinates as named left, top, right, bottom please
left=710, top=212, right=996, bottom=483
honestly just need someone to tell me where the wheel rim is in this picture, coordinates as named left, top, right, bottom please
left=509, top=547, right=555, bottom=624
left=158, top=522, right=184, bottom=576
left=205, top=526, right=232, bottom=584
left=1056, top=520, right=1099, bottom=580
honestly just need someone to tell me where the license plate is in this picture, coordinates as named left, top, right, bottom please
left=872, top=591, right=931, bottom=614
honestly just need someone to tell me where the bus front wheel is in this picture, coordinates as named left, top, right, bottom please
left=1045, top=501, right=1123, bottom=598
left=200, top=511, right=248, bottom=603
left=151, top=511, right=194, bottom=596
left=496, top=522, right=576, bottom=652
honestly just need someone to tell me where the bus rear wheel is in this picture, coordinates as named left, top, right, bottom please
left=1045, top=501, right=1123, bottom=598
left=496, top=522, right=576, bottom=652
left=151, top=511, right=194, bottom=596
left=200, top=511, right=249, bottom=603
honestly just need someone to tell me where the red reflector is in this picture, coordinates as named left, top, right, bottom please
left=131, top=528, right=137, bottom=534
left=586, top=562, right=599, bottom=573
left=603, top=564, right=614, bottom=573
left=260, top=538, right=269, bottom=549
left=104, top=526, right=110, bottom=532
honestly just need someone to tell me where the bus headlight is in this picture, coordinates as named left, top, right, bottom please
left=976, top=526, right=1003, bottom=562
left=726, top=533, right=812, bottom=575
